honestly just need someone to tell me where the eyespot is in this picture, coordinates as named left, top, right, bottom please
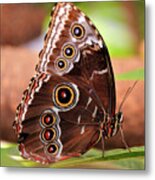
left=63, top=44, right=76, bottom=59
left=53, top=83, right=79, bottom=111
left=54, top=84, right=74, bottom=108
left=71, top=24, right=85, bottom=39
left=41, top=128, right=56, bottom=142
left=46, top=143, right=58, bottom=155
left=40, top=110, right=57, bottom=128
left=54, top=58, right=68, bottom=72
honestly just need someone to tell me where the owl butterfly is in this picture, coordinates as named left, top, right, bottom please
left=13, top=2, right=129, bottom=164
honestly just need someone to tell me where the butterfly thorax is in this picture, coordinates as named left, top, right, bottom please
left=101, top=112, right=123, bottom=139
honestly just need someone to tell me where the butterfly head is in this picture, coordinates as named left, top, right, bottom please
left=115, top=111, right=123, bottom=124
left=112, top=111, right=123, bottom=136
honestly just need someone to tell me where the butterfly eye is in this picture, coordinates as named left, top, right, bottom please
left=71, top=24, right=85, bottom=39
left=55, top=58, right=68, bottom=71
left=41, top=128, right=56, bottom=143
left=53, top=83, right=78, bottom=110
left=40, top=110, right=57, bottom=127
left=63, top=44, right=76, bottom=59
left=46, top=143, right=58, bottom=155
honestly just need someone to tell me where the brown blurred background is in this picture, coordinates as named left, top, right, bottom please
left=0, top=2, right=144, bottom=149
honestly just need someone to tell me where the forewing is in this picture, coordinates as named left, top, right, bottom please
left=37, top=2, right=116, bottom=116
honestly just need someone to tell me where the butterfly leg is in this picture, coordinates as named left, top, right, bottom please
left=120, top=126, right=131, bottom=152
left=101, top=132, right=105, bottom=158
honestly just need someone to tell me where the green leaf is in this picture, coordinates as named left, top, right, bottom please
left=1, top=141, right=144, bottom=169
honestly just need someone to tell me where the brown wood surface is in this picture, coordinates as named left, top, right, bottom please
left=0, top=4, right=46, bottom=45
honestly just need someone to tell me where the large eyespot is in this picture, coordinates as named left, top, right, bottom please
left=45, top=143, right=59, bottom=155
left=53, top=83, right=79, bottom=111
left=40, top=109, right=57, bottom=128
left=71, top=24, right=85, bottom=39
left=40, top=128, right=56, bottom=142
left=54, top=58, right=68, bottom=72
left=63, top=44, right=76, bottom=59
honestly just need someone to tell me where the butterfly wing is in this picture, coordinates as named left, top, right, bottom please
left=13, top=2, right=116, bottom=164
left=37, top=2, right=116, bottom=116
left=13, top=73, right=102, bottom=164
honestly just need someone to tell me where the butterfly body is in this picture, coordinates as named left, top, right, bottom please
left=13, top=2, right=123, bottom=164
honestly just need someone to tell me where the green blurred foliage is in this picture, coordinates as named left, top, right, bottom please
left=1, top=142, right=144, bottom=169
left=116, top=68, right=144, bottom=80
left=42, top=1, right=144, bottom=58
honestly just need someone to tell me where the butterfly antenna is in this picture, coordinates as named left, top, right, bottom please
left=118, top=81, right=138, bottom=112
left=120, top=126, right=131, bottom=152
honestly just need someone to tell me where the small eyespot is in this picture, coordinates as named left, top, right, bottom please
left=46, top=143, right=58, bottom=155
left=55, top=58, right=68, bottom=71
left=41, top=128, right=56, bottom=142
left=71, top=24, right=85, bottom=39
left=53, top=83, right=79, bottom=110
left=63, top=44, right=76, bottom=59
left=40, top=110, right=57, bottom=127
left=58, top=60, right=65, bottom=69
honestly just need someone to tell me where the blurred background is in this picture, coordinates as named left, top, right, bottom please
left=1, top=1, right=144, bottom=150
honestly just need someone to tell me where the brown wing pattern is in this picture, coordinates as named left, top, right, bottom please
left=14, top=74, right=102, bottom=163
left=36, top=2, right=116, bottom=116
left=14, top=2, right=116, bottom=164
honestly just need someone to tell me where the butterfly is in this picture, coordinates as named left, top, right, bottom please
left=13, top=2, right=127, bottom=164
